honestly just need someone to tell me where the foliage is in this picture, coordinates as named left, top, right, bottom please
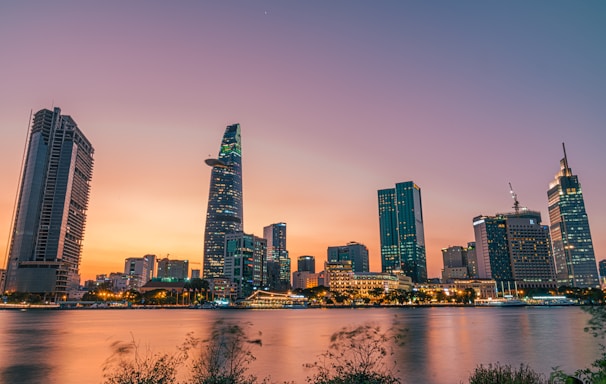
left=467, top=363, right=546, bottom=384
left=102, top=334, right=194, bottom=384
left=2, top=291, right=44, bottom=304
left=187, top=320, right=264, bottom=384
left=305, top=321, right=405, bottom=384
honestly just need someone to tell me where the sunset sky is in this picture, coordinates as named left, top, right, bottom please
left=1, top=1, right=605, bottom=282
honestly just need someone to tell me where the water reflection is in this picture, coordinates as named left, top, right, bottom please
left=0, top=307, right=600, bottom=384
left=0, top=311, right=61, bottom=384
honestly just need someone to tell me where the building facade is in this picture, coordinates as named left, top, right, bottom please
left=263, top=222, right=290, bottom=291
left=157, top=258, right=189, bottom=281
left=203, top=124, right=243, bottom=279
left=474, top=211, right=557, bottom=290
left=224, top=232, right=267, bottom=298
left=327, top=242, right=369, bottom=273
left=4, top=108, right=94, bottom=295
left=124, top=254, right=156, bottom=288
left=378, top=181, right=427, bottom=283
left=441, top=244, right=479, bottom=282
left=547, top=145, right=599, bottom=288
left=297, top=255, right=316, bottom=273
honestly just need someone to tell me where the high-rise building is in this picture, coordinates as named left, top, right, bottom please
left=598, top=260, right=606, bottom=287
left=378, top=181, right=427, bottom=283
left=263, top=222, right=290, bottom=291
left=327, top=242, right=369, bottom=273
left=224, top=232, right=267, bottom=298
left=465, top=242, right=478, bottom=278
left=473, top=210, right=557, bottom=290
left=203, top=124, right=243, bottom=279
left=4, top=108, right=94, bottom=295
left=124, top=254, right=156, bottom=288
left=548, top=144, right=599, bottom=288
left=157, top=258, right=189, bottom=281
left=297, top=255, right=316, bottom=273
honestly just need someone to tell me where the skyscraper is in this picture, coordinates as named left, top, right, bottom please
left=327, top=241, right=369, bottom=273
left=378, top=181, right=427, bottom=283
left=224, top=232, right=267, bottom=298
left=548, top=144, right=599, bottom=288
left=203, top=124, right=243, bottom=279
left=263, top=222, right=290, bottom=291
left=473, top=210, right=557, bottom=290
left=297, top=255, right=316, bottom=273
left=4, top=108, right=94, bottom=295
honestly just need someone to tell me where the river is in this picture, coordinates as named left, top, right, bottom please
left=0, top=306, right=600, bottom=384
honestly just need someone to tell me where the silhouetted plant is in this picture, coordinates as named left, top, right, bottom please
left=102, top=333, right=194, bottom=384
left=305, top=321, right=405, bottom=384
left=187, top=320, right=265, bottom=384
left=467, top=363, right=546, bottom=384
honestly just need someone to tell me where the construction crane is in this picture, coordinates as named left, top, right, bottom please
left=509, top=182, right=521, bottom=214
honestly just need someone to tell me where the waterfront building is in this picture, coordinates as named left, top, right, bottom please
left=224, top=232, right=267, bottom=298
left=378, top=181, right=427, bottom=282
left=451, top=279, right=497, bottom=299
left=297, top=255, right=316, bottom=273
left=157, top=258, right=189, bottom=281
left=547, top=144, right=599, bottom=288
left=327, top=242, right=369, bottom=273
left=352, top=273, right=400, bottom=297
left=203, top=124, right=243, bottom=279
left=473, top=210, right=556, bottom=291
left=124, top=254, right=156, bottom=288
left=4, top=108, right=94, bottom=296
left=263, top=222, right=290, bottom=291
left=324, top=261, right=354, bottom=294
left=324, top=261, right=409, bottom=297
left=206, top=277, right=238, bottom=300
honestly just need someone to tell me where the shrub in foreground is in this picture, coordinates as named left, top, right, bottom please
left=467, top=363, right=546, bottom=384
left=305, top=322, right=404, bottom=384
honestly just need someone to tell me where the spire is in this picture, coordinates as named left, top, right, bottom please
left=562, top=142, right=572, bottom=176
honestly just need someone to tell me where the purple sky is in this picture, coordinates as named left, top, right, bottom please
left=1, top=1, right=605, bottom=281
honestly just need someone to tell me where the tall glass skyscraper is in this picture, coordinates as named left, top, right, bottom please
left=547, top=144, right=599, bottom=288
left=378, top=181, right=427, bottom=283
left=4, top=108, right=94, bottom=295
left=263, top=222, right=290, bottom=291
left=203, top=124, right=243, bottom=278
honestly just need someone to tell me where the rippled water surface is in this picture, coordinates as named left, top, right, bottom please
left=0, top=306, right=600, bottom=384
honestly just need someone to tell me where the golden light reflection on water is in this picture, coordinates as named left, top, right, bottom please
left=0, top=307, right=600, bottom=384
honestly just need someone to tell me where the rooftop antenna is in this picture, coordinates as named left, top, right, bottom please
left=509, top=182, right=520, bottom=214
left=562, top=142, right=571, bottom=176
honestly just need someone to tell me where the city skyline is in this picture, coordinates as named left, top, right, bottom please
left=0, top=2, right=605, bottom=282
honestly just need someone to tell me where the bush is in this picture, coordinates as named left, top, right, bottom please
left=305, top=322, right=405, bottom=384
left=467, top=363, right=546, bottom=384
left=102, top=335, right=193, bottom=384
left=187, top=320, right=265, bottom=384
